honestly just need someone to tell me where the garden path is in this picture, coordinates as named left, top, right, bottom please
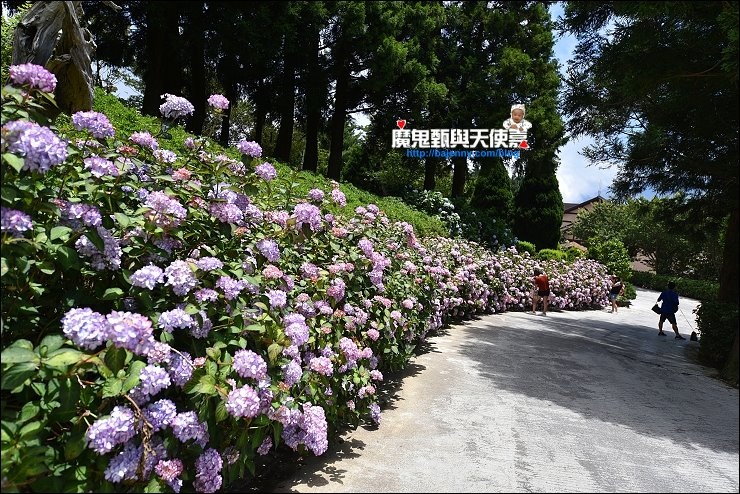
left=242, top=288, right=739, bottom=493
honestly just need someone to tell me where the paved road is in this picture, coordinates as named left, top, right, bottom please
left=265, top=288, right=739, bottom=493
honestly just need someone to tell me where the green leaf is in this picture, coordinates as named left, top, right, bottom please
left=101, top=377, right=124, bottom=398
left=56, top=245, right=78, bottom=270
left=245, top=324, right=265, bottom=333
left=215, top=399, right=228, bottom=422
left=104, top=347, right=127, bottom=374
left=19, top=402, right=40, bottom=423
left=0, top=346, right=39, bottom=364
left=114, top=212, right=131, bottom=229
left=3, top=153, right=25, bottom=173
left=102, top=287, right=124, bottom=300
left=1, top=362, right=37, bottom=391
left=122, top=360, right=147, bottom=393
left=43, top=348, right=84, bottom=369
left=188, top=374, right=216, bottom=395
left=64, top=432, right=86, bottom=461
left=50, top=226, right=72, bottom=241
left=39, top=335, right=65, bottom=353
left=267, top=343, right=282, bottom=364
left=19, top=420, right=42, bottom=441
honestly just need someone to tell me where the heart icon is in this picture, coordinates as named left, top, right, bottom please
left=519, top=140, right=529, bottom=149
left=396, top=119, right=406, bottom=129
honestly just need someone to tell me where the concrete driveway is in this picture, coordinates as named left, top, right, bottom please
left=255, top=287, right=739, bottom=493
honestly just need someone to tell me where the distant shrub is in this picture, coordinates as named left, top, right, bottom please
left=630, top=271, right=719, bottom=301
left=516, top=240, right=536, bottom=256
left=536, top=248, right=567, bottom=261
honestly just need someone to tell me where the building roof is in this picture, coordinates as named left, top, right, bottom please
left=563, top=195, right=607, bottom=213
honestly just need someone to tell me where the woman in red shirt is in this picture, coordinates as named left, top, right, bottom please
left=532, top=268, right=550, bottom=315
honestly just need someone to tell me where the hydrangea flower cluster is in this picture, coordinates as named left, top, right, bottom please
left=159, top=93, right=195, bottom=120
left=207, top=94, right=229, bottom=111
left=255, top=162, right=277, bottom=181
left=1, top=120, right=68, bottom=173
left=8, top=63, right=57, bottom=92
left=71, top=111, right=116, bottom=138
left=236, top=139, right=262, bottom=157
left=0, top=207, right=33, bottom=236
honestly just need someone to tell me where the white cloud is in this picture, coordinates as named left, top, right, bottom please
left=550, top=2, right=619, bottom=204
left=556, top=136, right=619, bottom=203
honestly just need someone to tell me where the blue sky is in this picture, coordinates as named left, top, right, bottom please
left=549, top=3, right=618, bottom=204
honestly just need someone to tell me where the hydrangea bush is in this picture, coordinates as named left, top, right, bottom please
left=1, top=65, right=611, bottom=493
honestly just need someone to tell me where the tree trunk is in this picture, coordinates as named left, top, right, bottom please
left=251, top=80, right=268, bottom=145
left=12, top=1, right=97, bottom=117
left=302, top=25, right=321, bottom=173
left=274, top=45, right=296, bottom=163
left=185, top=2, right=206, bottom=135
left=451, top=156, right=467, bottom=198
left=424, top=157, right=438, bottom=190
left=719, top=206, right=739, bottom=384
left=327, top=46, right=350, bottom=181
left=218, top=82, right=238, bottom=148
left=141, top=2, right=181, bottom=117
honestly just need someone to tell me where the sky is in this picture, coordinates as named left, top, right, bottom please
left=548, top=3, right=619, bottom=204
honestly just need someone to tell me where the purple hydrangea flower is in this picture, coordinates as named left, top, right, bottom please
left=103, top=441, right=140, bottom=483
left=135, top=364, right=172, bottom=399
left=266, top=289, right=287, bottom=309
left=153, top=149, right=177, bottom=164
left=193, top=448, right=223, bottom=493
left=2, top=120, right=68, bottom=173
left=71, top=111, right=115, bottom=138
left=257, top=436, right=273, bottom=455
left=144, top=191, right=187, bottom=229
left=129, top=131, right=159, bottom=151
left=8, top=63, right=56, bottom=92
left=195, top=256, right=223, bottom=271
left=225, top=384, right=261, bottom=418
left=255, top=162, right=277, bottom=181
left=309, top=356, right=333, bottom=376
left=84, top=155, right=119, bottom=177
left=159, top=93, right=195, bottom=120
left=85, top=405, right=137, bottom=454
left=236, top=139, right=262, bottom=158
left=144, top=399, right=178, bottom=431
left=59, top=202, right=102, bottom=229
left=233, top=349, right=268, bottom=380
left=130, top=264, right=165, bottom=290
left=307, top=188, right=325, bottom=202
left=331, top=187, right=347, bottom=206
left=155, top=458, right=184, bottom=493
left=105, top=311, right=156, bottom=356
left=216, top=275, right=246, bottom=300
left=61, top=307, right=108, bottom=350
left=167, top=351, right=194, bottom=387
left=207, top=94, right=229, bottom=110
left=327, top=278, right=346, bottom=302
left=0, top=207, right=33, bottom=236
left=157, top=308, right=195, bottom=333
left=293, top=203, right=322, bottom=231
left=282, top=360, right=303, bottom=386
left=171, top=410, right=208, bottom=446
left=164, top=260, right=198, bottom=296
left=75, top=226, right=122, bottom=271
left=209, top=202, right=244, bottom=224
left=256, top=238, right=280, bottom=262
left=284, top=313, right=309, bottom=347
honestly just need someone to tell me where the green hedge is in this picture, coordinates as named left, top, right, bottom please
left=695, top=301, right=739, bottom=373
left=630, top=271, right=719, bottom=301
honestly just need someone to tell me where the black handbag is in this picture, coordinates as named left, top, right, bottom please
left=651, top=303, right=661, bottom=314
